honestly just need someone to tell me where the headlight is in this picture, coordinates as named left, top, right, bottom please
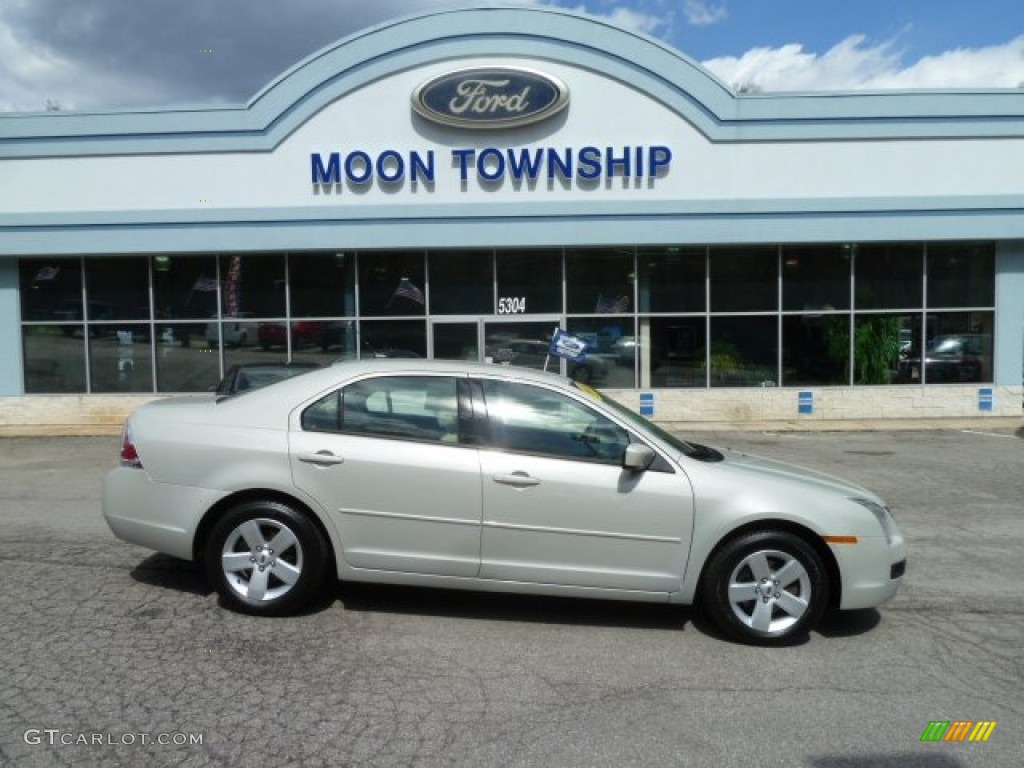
left=850, top=497, right=894, bottom=544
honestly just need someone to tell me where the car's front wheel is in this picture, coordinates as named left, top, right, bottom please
left=702, top=530, right=828, bottom=646
left=205, top=500, right=328, bottom=616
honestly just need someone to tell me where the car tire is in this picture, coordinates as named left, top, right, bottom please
left=204, top=500, right=329, bottom=616
left=701, top=530, right=828, bottom=646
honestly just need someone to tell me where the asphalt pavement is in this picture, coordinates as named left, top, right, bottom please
left=0, top=427, right=1021, bottom=767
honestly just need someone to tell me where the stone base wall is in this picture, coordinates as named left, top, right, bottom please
left=0, top=386, right=1020, bottom=435
left=608, top=385, right=1023, bottom=427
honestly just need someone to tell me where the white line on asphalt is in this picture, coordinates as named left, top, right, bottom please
left=959, top=430, right=1017, bottom=439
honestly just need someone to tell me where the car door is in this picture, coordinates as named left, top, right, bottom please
left=475, top=378, right=693, bottom=594
left=289, top=374, right=483, bottom=577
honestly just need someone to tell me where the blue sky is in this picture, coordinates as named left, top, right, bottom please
left=643, top=0, right=1020, bottom=61
left=0, top=0, right=1021, bottom=111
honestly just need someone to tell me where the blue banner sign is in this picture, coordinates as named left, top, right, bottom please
left=549, top=329, right=589, bottom=362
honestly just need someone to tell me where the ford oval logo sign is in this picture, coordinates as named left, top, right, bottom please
left=412, top=66, right=569, bottom=130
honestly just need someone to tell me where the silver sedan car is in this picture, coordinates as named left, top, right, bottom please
left=103, top=360, right=905, bottom=645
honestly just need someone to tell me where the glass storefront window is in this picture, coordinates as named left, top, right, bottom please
left=289, top=251, right=357, bottom=318
left=85, top=257, right=150, bottom=321
left=855, top=244, right=923, bottom=309
left=218, top=253, right=286, bottom=318
left=915, top=311, right=994, bottom=383
left=710, top=246, right=778, bottom=312
left=156, top=323, right=220, bottom=392
left=88, top=325, right=154, bottom=393
left=927, top=243, right=995, bottom=308
left=637, top=246, right=705, bottom=313
left=14, top=241, right=999, bottom=394
left=496, top=250, right=562, bottom=315
left=483, top=321, right=559, bottom=372
left=782, top=314, right=850, bottom=386
left=566, top=248, right=634, bottom=315
left=782, top=245, right=850, bottom=311
left=22, top=325, right=86, bottom=393
left=19, top=258, right=83, bottom=323
left=566, top=317, right=636, bottom=388
left=857, top=313, right=918, bottom=385
left=645, top=317, right=706, bottom=388
left=358, top=251, right=427, bottom=317
left=360, top=320, right=427, bottom=358
left=152, top=255, right=218, bottom=321
left=433, top=322, right=479, bottom=361
left=429, top=250, right=494, bottom=315
left=709, top=316, right=779, bottom=387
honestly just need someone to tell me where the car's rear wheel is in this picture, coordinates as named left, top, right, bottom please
left=205, top=500, right=328, bottom=616
left=702, top=530, right=828, bottom=646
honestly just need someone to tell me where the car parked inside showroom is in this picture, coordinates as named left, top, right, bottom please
left=103, top=360, right=905, bottom=645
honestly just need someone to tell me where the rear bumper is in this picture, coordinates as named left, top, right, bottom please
left=102, top=467, right=225, bottom=561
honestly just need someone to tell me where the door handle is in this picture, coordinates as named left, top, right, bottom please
left=493, top=471, right=540, bottom=488
left=297, top=450, right=345, bottom=466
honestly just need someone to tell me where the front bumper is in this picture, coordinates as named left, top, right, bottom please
left=832, top=533, right=907, bottom=610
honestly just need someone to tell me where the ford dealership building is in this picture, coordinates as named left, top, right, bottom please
left=1, top=6, right=1022, bottom=431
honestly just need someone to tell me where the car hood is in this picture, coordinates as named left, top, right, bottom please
left=716, top=448, right=879, bottom=502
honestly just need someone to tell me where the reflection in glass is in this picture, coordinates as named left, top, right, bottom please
left=88, top=324, right=154, bottom=393
left=484, top=321, right=560, bottom=373
left=927, top=243, right=995, bottom=309
left=156, top=323, right=221, bottom=392
left=433, top=323, right=479, bottom=361
left=903, top=311, right=994, bottom=384
left=857, top=313, right=917, bottom=385
left=646, top=317, right=706, bottom=388
left=782, top=245, right=850, bottom=311
left=710, top=246, right=778, bottom=312
left=709, top=316, right=778, bottom=387
left=637, top=247, right=705, bottom=313
left=566, top=317, right=635, bottom=388
left=19, top=258, right=83, bottom=323
left=358, top=252, right=426, bottom=317
left=218, top=253, right=286, bottom=318
left=429, top=250, right=494, bottom=315
left=855, top=244, right=922, bottom=309
left=22, top=326, right=86, bottom=393
left=566, top=248, right=634, bottom=315
left=85, top=257, right=150, bottom=320
left=496, top=250, right=562, bottom=314
left=207, top=317, right=259, bottom=348
left=360, top=320, right=427, bottom=358
left=290, top=252, right=357, bottom=318
left=782, top=314, right=849, bottom=386
left=153, top=255, right=219, bottom=321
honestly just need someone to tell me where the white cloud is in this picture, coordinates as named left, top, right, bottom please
left=562, top=4, right=666, bottom=37
left=703, top=34, right=1024, bottom=92
left=684, top=0, right=727, bottom=27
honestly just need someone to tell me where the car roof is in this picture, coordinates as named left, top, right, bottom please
left=225, top=358, right=567, bottom=401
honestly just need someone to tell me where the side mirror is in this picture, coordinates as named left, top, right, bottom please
left=622, top=443, right=656, bottom=472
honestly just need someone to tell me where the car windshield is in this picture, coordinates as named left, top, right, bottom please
left=569, top=380, right=702, bottom=458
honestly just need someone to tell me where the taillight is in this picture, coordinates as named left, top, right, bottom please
left=120, top=425, right=143, bottom=469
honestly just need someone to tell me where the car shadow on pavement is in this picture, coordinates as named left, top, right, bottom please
left=130, top=553, right=212, bottom=597
left=815, top=608, right=882, bottom=638
left=334, top=582, right=692, bottom=632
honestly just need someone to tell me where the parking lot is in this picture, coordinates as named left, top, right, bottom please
left=1, top=426, right=1021, bottom=767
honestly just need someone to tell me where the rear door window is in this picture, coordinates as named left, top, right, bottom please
left=302, top=376, right=461, bottom=444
